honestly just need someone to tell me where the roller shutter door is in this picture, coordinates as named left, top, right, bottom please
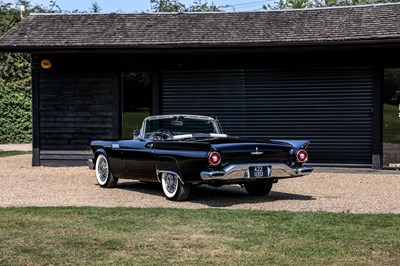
left=161, top=68, right=374, bottom=165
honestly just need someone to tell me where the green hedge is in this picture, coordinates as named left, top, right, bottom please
left=0, top=1, right=69, bottom=144
left=0, top=53, right=32, bottom=143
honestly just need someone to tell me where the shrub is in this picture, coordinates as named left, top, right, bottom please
left=0, top=53, right=32, bottom=143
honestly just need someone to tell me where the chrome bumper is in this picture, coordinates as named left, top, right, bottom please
left=200, top=163, right=313, bottom=181
left=88, top=159, right=94, bottom=170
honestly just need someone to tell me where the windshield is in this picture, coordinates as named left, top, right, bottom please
left=143, top=116, right=220, bottom=139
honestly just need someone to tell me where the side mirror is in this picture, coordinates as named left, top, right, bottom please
left=133, top=129, right=140, bottom=139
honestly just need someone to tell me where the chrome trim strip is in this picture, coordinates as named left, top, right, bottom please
left=156, top=170, right=185, bottom=185
left=112, top=144, right=120, bottom=149
left=200, top=163, right=313, bottom=181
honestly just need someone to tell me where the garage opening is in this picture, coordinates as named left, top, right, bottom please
left=121, top=72, right=151, bottom=138
left=383, top=68, right=400, bottom=167
left=162, top=68, right=374, bottom=165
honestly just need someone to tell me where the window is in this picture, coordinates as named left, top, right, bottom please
left=383, top=69, right=400, bottom=167
left=121, top=72, right=151, bottom=139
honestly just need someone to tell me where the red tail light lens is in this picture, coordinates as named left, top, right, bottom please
left=208, top=151, right=221, bottom=166
left=296, top=149, right=308, bottom=163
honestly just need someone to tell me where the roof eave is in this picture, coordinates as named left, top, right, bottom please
left=1, top=39, right=400, bottom=54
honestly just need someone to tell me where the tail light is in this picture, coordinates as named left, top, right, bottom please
left=296, top=149, right=308, bottom=163
left=208, top=151, right=221, bottom=166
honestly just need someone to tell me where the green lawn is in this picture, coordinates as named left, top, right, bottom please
left=383, top=103, right=400, bottom=143
left=0, top=207, right=399, bottom=265
left=0, top=150, right=31, bottom=157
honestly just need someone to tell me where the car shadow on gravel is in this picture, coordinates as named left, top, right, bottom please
left=188, top=185, right=315, bottom=208
left=116, top=181, right=315, bottom=207
left=116, top=181, right=164, bottom=197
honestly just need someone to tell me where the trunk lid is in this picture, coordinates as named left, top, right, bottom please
left=210, top=138, right=296, bottom=165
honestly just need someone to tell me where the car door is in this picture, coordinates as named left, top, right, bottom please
left=120, top=139, right=157, bottom=181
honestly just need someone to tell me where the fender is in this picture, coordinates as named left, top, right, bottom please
left=94, top=148, right=107, bottom=161
left=272, top=140, right=310, bottom=149
left=93, top=148, right=125, bottom=179
left=156, top=156, right=182, bottom=183
left=91, top=148, right=107, bottom=171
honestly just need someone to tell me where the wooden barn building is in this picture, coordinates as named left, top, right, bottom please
left=1, top=3, right=400, bottom=168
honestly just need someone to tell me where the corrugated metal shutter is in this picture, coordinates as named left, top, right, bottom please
left=161, top=68, right=374, bottom=165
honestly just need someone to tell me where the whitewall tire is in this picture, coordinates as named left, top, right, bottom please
left=95, top=154, right=118, bottom=188
left=161, top=172, right=190, bottom=201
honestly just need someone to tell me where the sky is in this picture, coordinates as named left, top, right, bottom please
left=1, top=0, right=273, bottom=13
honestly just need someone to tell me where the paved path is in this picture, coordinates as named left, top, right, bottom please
left=0, top=143, right=32, bottom=151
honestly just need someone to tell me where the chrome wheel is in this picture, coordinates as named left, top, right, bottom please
left=96, top=154, right=109, bottom=186
left=162, top=173, right=179, bottom=198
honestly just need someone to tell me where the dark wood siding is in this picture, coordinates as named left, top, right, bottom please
left=31, top=50, right=387, bottom=167
left=38, top=69, right=119, bottom=166
left=162, top=68, right=374, bottom=166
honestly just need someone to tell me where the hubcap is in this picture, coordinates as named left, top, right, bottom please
left=98, top=158, right=108, bottom=182
left=165, top=173, right=178, bottom=193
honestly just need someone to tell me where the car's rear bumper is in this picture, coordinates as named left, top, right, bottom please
left=200, top=163, right=313, bottom=181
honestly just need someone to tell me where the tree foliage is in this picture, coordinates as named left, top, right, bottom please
left=0, top=53, right=32, bottom=143
left=264, top=0, right=400, bottom=10
left=150, top=0, right=222, bottom=12
left=89, top=2, right=102, bottom=13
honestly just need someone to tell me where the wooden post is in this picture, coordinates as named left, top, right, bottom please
left=372, top=68, right=383, bottom=169
left=31, top=56, right=40, bottom=166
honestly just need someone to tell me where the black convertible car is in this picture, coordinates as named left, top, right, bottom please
left=89, top=114, right=313, bottom=201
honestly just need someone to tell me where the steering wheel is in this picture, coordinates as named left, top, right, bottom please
left=151, top=128, right=174, bottom=140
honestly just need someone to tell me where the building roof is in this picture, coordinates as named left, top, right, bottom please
left=1, top=3, right=400, bottom=51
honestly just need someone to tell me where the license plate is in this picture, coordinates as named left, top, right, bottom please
left=248, top=166, right=271, bottom=178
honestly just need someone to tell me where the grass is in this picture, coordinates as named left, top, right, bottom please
left=0, top=207, right=399, bottom=265
left=0, top=150, right=31, bottom=157
left=383, top=103, right=400, bottom=143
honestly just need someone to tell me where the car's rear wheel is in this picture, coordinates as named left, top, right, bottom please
left=95, top=154, right=118, bottom=188
left=161, top=172, right=190, bottom=201
left=244, top=179, right=273, bottom=196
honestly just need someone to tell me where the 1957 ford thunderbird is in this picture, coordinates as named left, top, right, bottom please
left=88, top=114, right=313, bottom=201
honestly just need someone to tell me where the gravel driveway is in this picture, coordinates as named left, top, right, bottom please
left=1, top=154, right=399, bottom=213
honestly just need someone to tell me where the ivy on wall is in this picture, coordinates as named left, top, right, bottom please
left=0, top=53, right=32, bottom=143
left=0, top=1, right=38, bottom=144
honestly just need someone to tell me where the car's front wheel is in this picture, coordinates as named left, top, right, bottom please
left=244, top=179, right=273, bottom=196
left=161, top=172, right=190, bottom=201
left=95, top=154, right=118, bottom=188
